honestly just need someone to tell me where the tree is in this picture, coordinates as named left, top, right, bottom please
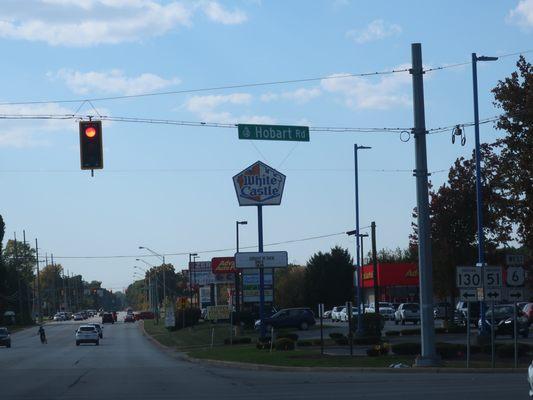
left=275, top=265, right=306, bottom=309
left=492, top=56, right=533, bottom=252
left=304, top=246, right=354, bottom=309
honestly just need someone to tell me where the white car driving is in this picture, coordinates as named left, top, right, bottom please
left=76, top=325, right=100, bottom=346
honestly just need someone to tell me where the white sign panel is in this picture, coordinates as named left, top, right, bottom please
left=233, top=161, right=286, bottom=206
left=456, top=266, right=482, bottom=288
left=235, top=251, right=288, bottom=269
left=484, top=266, right=503, bottom=288
left=508, top=288, right=524, bottom=302
left=485, top=288, right=502, bottom=302
left=459, top=288, right=479, bottom=302
left=506, top=254, right=525, bottom=266
left=507, top=266, right=525, bottom=287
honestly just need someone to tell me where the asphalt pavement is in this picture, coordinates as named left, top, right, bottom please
left=0, top=313, right=529, bottom=399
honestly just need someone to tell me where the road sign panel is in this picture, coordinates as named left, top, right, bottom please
left=506, top=266, right=525, bottom=287
left=485, top=288, right=502, bottom=301
left=506, top=254, right=525, bottom=266
left=235, top=251, right=288, bottom=269
left=456, top=266, right=482, bottom=288
left=460, top=288, right=479, bottom=302
left=238, top=124, right=310, bottom=142
left=484, top=266, right=503, bottom=288
left=508, top=288, right=524, bottom=301
left=233, top=161, right=286, bottom=206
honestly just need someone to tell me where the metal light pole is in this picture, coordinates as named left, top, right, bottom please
left=353, top=144, right=371, bottom=336
left=188, top=253, right=198, bottom=308
left=139, top=246, right=167, bottom=300
left=236, top=221, right=247, bottom=320
left=471, top=53, right=498, bottom=335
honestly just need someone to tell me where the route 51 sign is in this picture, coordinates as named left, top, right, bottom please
left=484, top=266, right=503, bottom=288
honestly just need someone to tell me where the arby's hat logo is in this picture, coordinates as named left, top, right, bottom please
left=233, top=161, right=286, bottom=206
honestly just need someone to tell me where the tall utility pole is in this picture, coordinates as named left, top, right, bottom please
left=14, top=233, right=23, bottom=324
left=371, top=222, right=379, bottom=315
left=410, top=43, right=439, bottom=366
left=471, top=53, right=498, bottom=335
left=35, top=238, right=42, bottom=324
left=236, top=221, right=247, bottom=326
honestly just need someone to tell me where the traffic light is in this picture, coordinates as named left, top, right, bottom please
left=79, top=120, right=103, bottom=170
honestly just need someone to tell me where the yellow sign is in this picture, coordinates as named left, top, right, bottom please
left=206, top=305, right=231, bottom=321
left=363, top=271, right=374, bottom=280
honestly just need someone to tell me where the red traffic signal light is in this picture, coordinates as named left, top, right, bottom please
left=79, top=120, right=103, bottom=170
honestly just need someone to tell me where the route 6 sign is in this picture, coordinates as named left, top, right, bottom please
left=507, top=266, right=525, bottom=287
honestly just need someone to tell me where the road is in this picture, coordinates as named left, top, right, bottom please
left=0, top=313, right=529, bottom=400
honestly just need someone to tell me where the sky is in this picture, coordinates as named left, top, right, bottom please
left=0, top=0, right=532, bottom=292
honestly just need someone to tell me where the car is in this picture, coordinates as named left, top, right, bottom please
left=322, top=309, right=332, bottom=319
left=139, top=311, right=155, bottom=320
left=53, top=313, right=65, bottom=321
left=454, top=301, right=481, bottom=327
left=102, top=312, right=114, bottom=324
left=124, top=314, right=135, bottom=323
left=0, top=327, right=11, bottom=348
left=255, top=307, right=315, bottom=331
left=394, top=303, right=420, bottom=325
left=87, top=323, right=103, bottom=338
left=75, top=325, right=99, bottom=346
left=433, top=302, right=452, bottom=319
left=477, top=304, right=529, bottom=338
left=528, top=360, right=533, bottom=397
left=74, top=313, right=84, bottom=321
left=522, top=303, right=533, bottom=324
left=331, top=306, right=346, bottom=322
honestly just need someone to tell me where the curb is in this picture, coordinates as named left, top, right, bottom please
left=139, top=323, right=527, bottom=374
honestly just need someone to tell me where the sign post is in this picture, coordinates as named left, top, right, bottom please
left=318, top=303, right=324, bottom=356
left=233, top=161, right=286, bottom=339
left=506, top=262, right=525, bottom=369
left=484, top=266, right=502, bottom=368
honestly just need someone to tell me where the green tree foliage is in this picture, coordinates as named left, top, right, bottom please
left=125, top=279, right=148, bottom=310
left=304, top=246, right=354, bottom=309
left=275, top=265, right=306, bottom=309
left=492, top=56, right=533, bottom=252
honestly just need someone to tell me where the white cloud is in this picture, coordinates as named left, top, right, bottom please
left=320, top=66, right=411, bottom=110
left=50, top=69, right=181, bottom=95
left=202, top=1, right=247, bottom=25
left=184, top=93, right=273, bottom=124
left=0, top=0, right=248, bottom=46
left=260, top=87, right=321, bottom=104
left=346, top=19, right=402, bottom=44
left=0, top=103, right=75, bottom=147
left=507, top=0, right=533, bottom=28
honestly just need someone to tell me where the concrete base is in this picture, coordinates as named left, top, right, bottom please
left=414, top=355, right=442, bottom=367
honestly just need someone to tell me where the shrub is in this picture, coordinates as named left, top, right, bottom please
left=329, top=332, right=345, bottom=340
left=174, top=308, right=201, bottom=329
left=277, top=333, right=299, bottom=342
left=335, top=336, right=349, bottom=345
left=353, top=313, right=385, bottom=337
left=391, top=342, right=421, bottom=356
left=367, top=343, right=389, bottom=356
left=436, top=342, right=466, bottom=359
left=353, top=336, right=382, bottom=345
left=223, top=337, right=252, bottom=345
left=256, top=337, right=272, bottom=350
left=275, top=338, right=295, bottom=351
left=234, top=311, right=256, bottom=328
left=400, top=328, right=421, bottom=336
left=297, top=339, right=314, bottom=347
left=385, top=330, right=401, bottom=337
left=497, top=343, right=530, bottom=358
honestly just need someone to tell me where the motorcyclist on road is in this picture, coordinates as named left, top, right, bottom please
left=38, top=326, right=47, bottom=344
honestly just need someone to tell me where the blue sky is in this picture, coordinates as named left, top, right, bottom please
left=0, top=0, right=532, bottom=291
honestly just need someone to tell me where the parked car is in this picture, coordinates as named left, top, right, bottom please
left=124, top=314, right=135, bottom=323
left=102, top=312, right=114, bottom=324
left=528, top=360, right=533, bottom=397
left=433, top=302, right=452, bottom=319
left=87, top=323, right=103, bottom=338
left=73, top=313, right=84, bottom=321
left=53, top=313, right=65, bottom=321
left=75, top=325, right=99, bottom=346
left=478, top=304, right=529, bottom=338
left=394, top=303, right=420, bottom=325
left=255, top=307, right=315, bottom=331
left=0, top=327, right=11, bottom=348
left=331, top=306, right=345, bottom=322
left=522, top=303, right=533, bottom=324
left=322, top=309, right=332, bottom=319
left=454, top=301, right=481, bottom=327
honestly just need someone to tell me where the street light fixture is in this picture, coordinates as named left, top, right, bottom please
left=139, top=246, right=167, bottom=300
left=472, top=53, right=498, bottom=336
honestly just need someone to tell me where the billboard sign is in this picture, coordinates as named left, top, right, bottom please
left=233, top=161, right=286, bottom=206
left=235, top=251, right=288, bottom=269
left=242, top=269, right=273, bottom=303
left=211, top=257, right=237, bottom=274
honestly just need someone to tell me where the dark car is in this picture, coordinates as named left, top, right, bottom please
left=522, top=303, right=533, bottom=324
left=255, top=307, right=315, bottom=331
left=124, top=314, right=135, bottom=323
left=102, top=312, right=114, bottom=324
left=0, top=327, right=11, bottom=348
left=454, top=301, right=481, bottom=327
left=478, top=304, right=529, bottom=338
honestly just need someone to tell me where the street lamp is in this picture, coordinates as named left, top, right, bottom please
left=235, top=221, right=248, bottom=324
left=472, top=53, right=498, bottom=336
left=352, top=144, right=371, bottom=336
left=139, top=246, right=167, bottom=300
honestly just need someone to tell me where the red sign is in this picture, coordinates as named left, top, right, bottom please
left=211, top=257, right=237, bottom=274
left=361, top=263, right=419, bottom=288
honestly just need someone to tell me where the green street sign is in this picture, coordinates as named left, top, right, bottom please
left=238, top=124, right=310, bottom=142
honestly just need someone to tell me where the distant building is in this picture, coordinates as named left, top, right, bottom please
left=361, top=263, right=419, bottom=304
